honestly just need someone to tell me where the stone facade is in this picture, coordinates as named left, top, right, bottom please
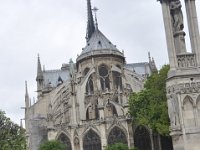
left=24, top=1, right=157, bottom=150
left=158, top=0, right=200, bottom=150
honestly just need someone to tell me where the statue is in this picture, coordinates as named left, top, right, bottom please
left=167, top=94, right=180, bottom=126
left=170, top=0, right=184, bottom=33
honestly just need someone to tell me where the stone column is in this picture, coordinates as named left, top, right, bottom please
left=184, top=0, right=200, bottom=66
left=159, top=0, right=178, bottom=69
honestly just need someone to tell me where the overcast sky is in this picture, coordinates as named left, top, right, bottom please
left=0, top=0, right=199, bottom=125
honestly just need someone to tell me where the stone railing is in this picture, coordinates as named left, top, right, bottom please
left=177, top=53, right=196, bottom=68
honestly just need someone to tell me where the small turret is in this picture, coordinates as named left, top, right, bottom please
left=36, top=55, right=44, bottom=92
left=25, top=81, right=30, bottom=108
left=69, top=58, right=75, bottom=79
left=148, top=52, right=157, bottom=73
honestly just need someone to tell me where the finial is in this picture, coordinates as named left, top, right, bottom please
left=148, top=51, right=151, bottom=62
left=25, top=80, right=30, bottom=108
left=69, top=58, right=73, bottom=63
left=25, top=80, right=29, bottom=97
left=92, top=6, right=99, bottom=29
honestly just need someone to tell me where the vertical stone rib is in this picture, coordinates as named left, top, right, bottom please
left=160, top=1, right=177, bottom=69
left=185, top=0, right=200, bottom=66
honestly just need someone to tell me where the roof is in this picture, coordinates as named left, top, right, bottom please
left=77, top=29, right=124, bottom=62
left=82, top=29, right=119, bottom=54
left=125, top=62, right=152, bottom=76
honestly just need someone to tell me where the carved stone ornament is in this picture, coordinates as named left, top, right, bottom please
left=169, top=0, right=184, bottom=33
left=167, top=82, right=200, bottom=94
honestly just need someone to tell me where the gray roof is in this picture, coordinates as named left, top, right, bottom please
left=43, top=69, right=70, bottom=88
left=81, top=29, right=119, bottom=54
left=125, top=62, right=152, bottom=76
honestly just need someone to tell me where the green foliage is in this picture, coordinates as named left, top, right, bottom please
left=105, top=143, right=139, bottom=150
left=0, top=110, right=26, bottom=150
left=105, top=143, right=135, bottom=150
left=129, top=65, right=170, bottom=135
left=39, top=140, right=66, bottom=150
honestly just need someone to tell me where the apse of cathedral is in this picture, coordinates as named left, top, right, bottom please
left=24, top=0, right=157, bottom=150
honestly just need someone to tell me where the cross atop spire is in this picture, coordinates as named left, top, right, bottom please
left=92, top=6, right=99, bottom=29
left=86, top=0, right=95, bottom=42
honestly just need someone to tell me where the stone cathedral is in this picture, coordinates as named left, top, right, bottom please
left=158, top=0, right=200, bottom=150
left=24, top=1, right=158, bottom=150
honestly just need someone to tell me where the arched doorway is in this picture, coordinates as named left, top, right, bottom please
left=107, top=126, right=127, bottom=145
left=134, top=126, right=152, bottom=150
left=57, top=133, right=72, bottom=150
left=83, top=129, right=101, bottom=150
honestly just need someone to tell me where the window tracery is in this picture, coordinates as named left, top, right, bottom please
left=86, top=76, right=94, bottom=95
left=98, top=65, right=110, bottom=91
left=112, top=71, right=122, bottom=90
left=107, top=127, right=127, bottom=145
left=83, top=130, right=101, bottom=150
left=86, top=104, right=99, bottom=120
left=84, top=68, right=90, bottom=76
left=134, top=126, right=151, bottom=150
left=105, top=103, right=118, bottom=118
left=58, top=133, right=72, bottom=150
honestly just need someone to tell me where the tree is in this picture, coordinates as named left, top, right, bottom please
left=129, top=65, right=170, bottom=135
left=105, top=142, right=138, bottom=150
left=39, top=140, right=66, bottom=150
left=0, top=110, right=26, bottom=150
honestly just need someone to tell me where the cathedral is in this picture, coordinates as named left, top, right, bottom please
left=24, top=0, right=158, bottom=150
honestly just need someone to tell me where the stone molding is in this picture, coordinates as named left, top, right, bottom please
left=167, top=82, right=200, bottom=95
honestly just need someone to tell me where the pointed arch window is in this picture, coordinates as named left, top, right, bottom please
left=57, top=133, right=72, bottom=150
left=134, top=126, right=152, bottom=150
left=83, top=130, right=101, bottom=150
left=108, top=127, right=127, bottom=145
left=105, top=103, right=118, bottom=118
left=86, top=104, right=99, bottom=120
left=112, top=71, right=122, bottom=90
left=84, top=68, right=90, bottom=76
left=86, top=76, right=94, bottom=95
left=98, top=64, right=110, bottom=91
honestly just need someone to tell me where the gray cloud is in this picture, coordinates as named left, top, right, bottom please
left=0, top=0, right=199, bottom=124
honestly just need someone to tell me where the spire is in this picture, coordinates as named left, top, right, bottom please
left=148, top=51, right=151, bottom=62
left=36, top=54, right=44, bottom=94
left=148, top=52, right=157, bottom=73
left=36, top=54, right=43, bottom=81
left=86, top=0, right=95, bottom=41
left=37, top=54, right=42, bottom=76
left=25, top=81, right=30, bottom=108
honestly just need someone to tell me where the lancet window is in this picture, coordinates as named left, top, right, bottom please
left=86, top=76, right=94, bottom=95
left=84, top=68, right=90, bottom=76
left=86, top=104, right=99, bottom=120
left=134, top=126, right=152, bottom=150
left=98, top=64, right=110, bottom=91
left=105, top=103, right=118, bottom=118
left=112, top=71, right=122, bottom=90
left=108, top=127, right=127, bottom=145
left=58, top=133, right=72, bottom=150
left=83, top=130, right=101, bottom=150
